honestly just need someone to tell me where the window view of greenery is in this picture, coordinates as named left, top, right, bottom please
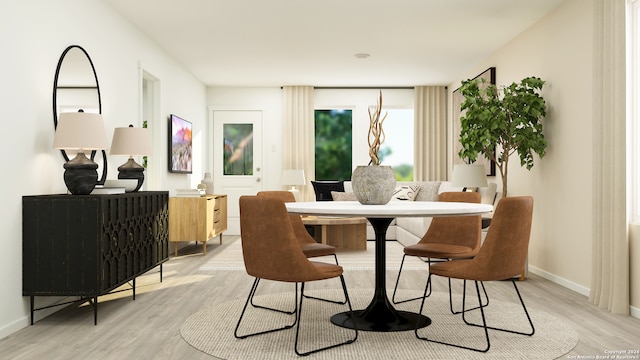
left=223, top=123, right=254, bottom=175
left=314, top=110, right=353, bottom=180
left=380, top=109, right=414, bottom=181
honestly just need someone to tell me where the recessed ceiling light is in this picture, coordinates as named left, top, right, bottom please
left=355, top=53, right=370, bottom=59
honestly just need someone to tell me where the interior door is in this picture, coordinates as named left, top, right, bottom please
left=213, top=110, right=263, bottom=234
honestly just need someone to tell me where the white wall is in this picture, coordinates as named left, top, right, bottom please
left=449, top=0, right=596, bottom=295
left=0, top=0, right=207, bottom=338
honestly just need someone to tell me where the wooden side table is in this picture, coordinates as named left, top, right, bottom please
left=168, top=194, right=228, bottom=256
left=301, top=216, right=367, bottom=250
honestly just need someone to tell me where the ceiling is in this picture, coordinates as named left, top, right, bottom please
left=103, top=0, right=566, bottom=87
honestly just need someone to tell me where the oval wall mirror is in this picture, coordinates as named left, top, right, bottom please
left=53, top=45, right=107, bottom=185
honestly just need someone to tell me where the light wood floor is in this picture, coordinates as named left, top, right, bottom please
left=1, top=237, right=638, bottom=360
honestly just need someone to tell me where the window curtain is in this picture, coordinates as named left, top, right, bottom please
left=282, top=86, right=315, bottom=201
left=414, top=86, right=448, bottom=181
left=590, top=0, right=629, bottom=314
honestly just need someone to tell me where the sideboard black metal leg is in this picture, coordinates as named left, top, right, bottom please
left=93, top=296, right=98, bottom=325
left=30, top=296, right=34, bottom=325
left=160, top=264, right=163, bottom=282
left=133, top=278, right=136, bottom=300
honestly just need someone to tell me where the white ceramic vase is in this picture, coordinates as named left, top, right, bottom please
left=351, top=165, right=396, bottom=205
left=201, top=172, right=214, bottom=194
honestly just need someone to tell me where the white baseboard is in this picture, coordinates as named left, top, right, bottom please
left=528, top=265, right=590, bottom=297
left=0, top=296, right=78, bottom=341
left=528, top=265, right=639, bottom=319
left=0, top=316, right=28, bottom=341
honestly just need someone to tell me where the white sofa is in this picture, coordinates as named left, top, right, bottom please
left=341, top=181, right=501, bottom=246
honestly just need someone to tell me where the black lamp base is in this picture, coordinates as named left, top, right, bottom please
left=63, top=152, right=98, bottom=195
left=117, top=158, right=145, bottom=192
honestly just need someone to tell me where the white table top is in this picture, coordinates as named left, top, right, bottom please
left=286, top=200, right=493, bottom=218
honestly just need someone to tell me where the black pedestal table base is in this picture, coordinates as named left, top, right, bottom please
left=331, top=217, right=431, bottom=332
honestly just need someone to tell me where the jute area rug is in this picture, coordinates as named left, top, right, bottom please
left=199, top=238, right=428, bottom=272
left=180, top=289, right=578, bottom=359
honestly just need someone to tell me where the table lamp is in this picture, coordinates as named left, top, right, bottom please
left=451, top=164, right=488, bottom=191
left=53, top=111, right=109, bottom=195
left=110, top=124, right=152, bottom=192
left=282, top=169, right=306, bottom=201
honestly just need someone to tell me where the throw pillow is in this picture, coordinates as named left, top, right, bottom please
left=331, top=191, right=358, bottom=201
left=414, top=181, right=442, bottom=201
left=391, top=183, right=421, bottom=201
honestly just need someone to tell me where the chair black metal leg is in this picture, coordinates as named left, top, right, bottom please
left=294, top=275, right=358, bottom=356
left=249, top=278, right=296, bottom=315
left=303, top=255, right=347, bottom=305
left=416, top=277, right=535, bottom=353
left=392, top=254, right=429, bottom=304
left=449, top=278, right=489, bottom=314
left=462, top=279, right=535, bottom=337
left=416, top=277, right=491, bottom=352
left=235, top=278, right=297, bottom=339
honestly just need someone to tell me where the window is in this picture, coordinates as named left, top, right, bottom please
left=223, top=123, right=253, bottom=175
left=381, top=109, right=414, bottom=181
left=314, top=109, right=352, bottom=180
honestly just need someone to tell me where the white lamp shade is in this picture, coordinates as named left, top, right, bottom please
left=110, top=126, right=152, bottom=156
left=282, top=169, right=306, bottom=186
left=452, top=164, right=488, bottom=188
left=53, top=112, right=108, bottom=151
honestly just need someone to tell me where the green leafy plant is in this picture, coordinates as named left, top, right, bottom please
left=458, top=76, right=547, bottom=197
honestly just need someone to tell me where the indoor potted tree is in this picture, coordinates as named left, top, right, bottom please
left=351, top=91, right=396, bottom=204
left=458, top=76, right=548, bottom=197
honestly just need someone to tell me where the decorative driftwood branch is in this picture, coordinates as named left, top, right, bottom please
left=368, top=91, right=388, bottom=165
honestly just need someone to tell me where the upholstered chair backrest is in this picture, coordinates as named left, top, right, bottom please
left=420, top=192, right=482, bottom=255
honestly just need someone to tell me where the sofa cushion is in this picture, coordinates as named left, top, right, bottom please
left=396, top=217, right=428, bottom=238
left=478, top=182, right=498, bottom=205
left=437, top=181, right=465, bottom=194
left=414, top=181, right=442, bottom=201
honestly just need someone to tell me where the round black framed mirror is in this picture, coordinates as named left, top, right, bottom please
left=53, top=45, right=107, bottom=185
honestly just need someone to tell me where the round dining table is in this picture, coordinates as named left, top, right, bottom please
left=286, top=200, right=493, bottom=332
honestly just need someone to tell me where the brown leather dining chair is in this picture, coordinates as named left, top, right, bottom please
left=414, top=196, right=535, bottom=353
left=234, top=195, right=358, bottom=356
left=392, top=192, right=485, bottom=313
left=256, top=191, right=345, bottom=306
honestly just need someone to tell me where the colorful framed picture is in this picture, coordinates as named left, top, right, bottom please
left=169, top=114, right=192, bottom=174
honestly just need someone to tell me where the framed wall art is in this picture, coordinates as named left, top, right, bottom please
left=452, top=67, right=496, bottom=176
left=169, top=114, right=192, bottom=174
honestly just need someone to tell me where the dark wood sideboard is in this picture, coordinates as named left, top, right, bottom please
left=22, top=191, right=169, bottom=325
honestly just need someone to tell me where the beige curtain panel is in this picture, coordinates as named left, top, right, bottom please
left=414, top=86, right=448, bottom=181
left=282, top=86, right=315, bottom=202
left=590, top=0, right=629, bottom=315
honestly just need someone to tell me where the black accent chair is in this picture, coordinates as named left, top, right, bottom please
left=311, top=180, right=344, bottom=201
